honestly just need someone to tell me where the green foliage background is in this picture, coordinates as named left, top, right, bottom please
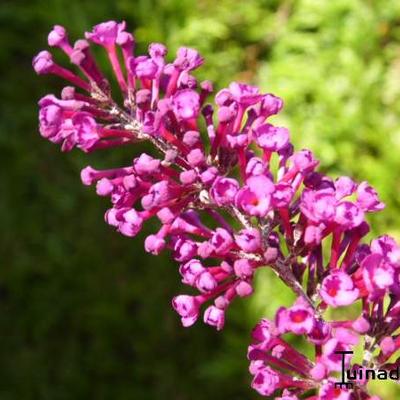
left=1, top=0, right=400, bottom=398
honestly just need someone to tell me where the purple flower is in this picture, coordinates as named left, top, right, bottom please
left=210, top=228, right=234, bottom=255
left=361, top=253, right=394, bottom=298
left=85, top=21, right=126, bottom=47
left=276, top=302, right=315, bottom=335
left=380, top=336, right=395, bottom=355
left=172, top=295, right=200, bottom=327
left=254, top=123, right=289, bottom=152
left=251, top=319, right=273, bottom=343
left=182, top=130, right=201, bottom=146
left=186, top=148, right=205, bottom=167
left=308, top=320, right=331, bottom=345
left=114, top=208, right=143, bottom=237
left=236, top=281, right=253, bottom=297
left=72, top=112, right=99, bottom=151
left=96, top=178, right=114, bottom=196
left=251, top=366, right=280, bottom=396
left=172, top=89, right=201, bottom=120
left=277, top=390, right=300, bottom=400
left=210, top=177, right=240, bottom=206
left=319, top=381, right=351, bottom=400
left=334, top=176, right=357, bottom=200
left=131, top=56, right=158, bottom=79
left=321, top=338, right=352, bottom=372
left=234, top=228, right=261, bottom=252
left=291, top=149, right=318, bottom=172
left=215, top=89, right=233, bottom=106
left=334, top=201, right=364, bottom=229
left=236, top=175, right=275, bottom=217
left=180, top=169, right=197, bottom=184
left=173, top=238, right=198, bottom=262
left=195, top=271, right=218, bottom=293
left=258, top=93, right=284, bottom=117
left=203, top=305, right=225, bottom=330
left=33, top=50, right=55, bottom=74
left=245, top=157, right=267, bottom=176
left=371, top=235, right=400, bottom=267
left=356, top=181, right=385, bottom=212
left=320, top=271, right=359, bottom=307
left=141, top=181, right=172, bottom=210
left=39, top=103, right=63, bottom=139
left=179, top=259, right=205, bottom=286
left=134, top=153, right=160, bottom=175
left=233, top=259, right=254, bottom=279
left=174, top=47, right=204, bottom=71
left=48, top=25, right=70, bottom=51
left=144, top=234, right=166, bottom=255
left=300, top=189, right=337, bottom=224
left=228, top=82, right=262, bottom=105
left=148, top=43, right=167, bottom=63
left=197, top=168, right=215, bottom=186
left=116, top=31, right=135, bottom=50
left=351, top=315, right=370, bottom=334
left=272, top=182, right=294, bottom=208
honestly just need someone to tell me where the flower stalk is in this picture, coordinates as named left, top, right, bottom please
left=34, top=21, right=397, bottom=399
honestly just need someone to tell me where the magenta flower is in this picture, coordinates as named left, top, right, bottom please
left=173, top=238, right=198, bottom=262
left=48, top=25, right=70, bottom=51
left=172, top=294, right=201, bottom=323
left=300, top=189, right=337, bottom=224
left=172, top=89, right=201, bottom=120
left=39, top=103, right=63, bottom=139
left=334, top=176, right=357, bottom=200
left=321, top=338, right=355, bottom=372
left=85, top=21, right=125, bottom=47
left=174, top=47, right=204, bottom=71
left=371, top=235, right=400, bottom=267
left=334, top=201, right=364, bottom=229
left=115, top=208, right=143, bottom=237
left=233, top=258, right=254, bottom=279
left=33, top=50, right=55, bottom=74
left=361, top=253, right=394, bottom=299
left=276, top=304, right=315, bottom=335
left=254, top=123, right=290, bottom=152
left=251, top=365, right=280, bottom=396
left=179, top=259, right=205, bottom=285
left=131, top=56, right=158, bottom=79
left=144, top=234, right=166, bottom=255
left=245, top=157, right=267, bottom=176
left=196, top=271, right=218, bottom=293
left=320, top=271, right=359, bottom=307
left=203, top=305, right=225, bottom=330
left=271, top=182, right=294, bottom=208
left=247, top=309, right=365, bottom=399
left=319, top=382, right=351, bottom=400
left=356, top=181, right=385, bottom=212
left=210, top=177, right=240, bottom=206
left=228, top=82, right=262, bottom=106
left=234, top=228, right=261, bottom=252
left=209, top=228, right=233, bottom=255
left=236, top=175, right=275, bottom=217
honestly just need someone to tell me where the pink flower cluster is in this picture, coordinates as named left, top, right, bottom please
left=34, top=21, right=398, bottom=399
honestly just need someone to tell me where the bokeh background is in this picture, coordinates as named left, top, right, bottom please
left=1, top=0, right=400, bottom=398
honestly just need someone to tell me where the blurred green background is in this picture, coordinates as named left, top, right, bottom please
left=1, top=0, right=400, bottom=398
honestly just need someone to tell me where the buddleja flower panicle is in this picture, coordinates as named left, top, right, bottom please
left=34, top=20, right=398, bottom=400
